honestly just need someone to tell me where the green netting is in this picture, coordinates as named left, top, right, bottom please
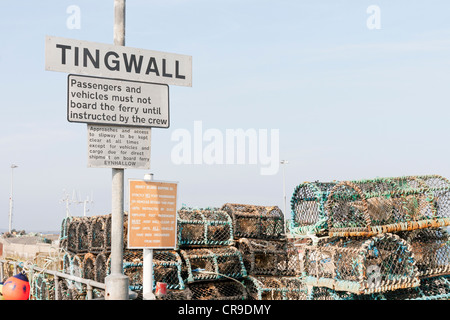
left=289, top=175, right=450, bottom=238
left=177, top=207, right=234, bottom=247
left=243, top=276, right=308, bottom=300
left=180, top=247, right=247, bottom=283
left=237, top=238, right=300, bottom=276
left=300, top=233, right=419, bottom=295
left=312, top=275, right=450, bottom=300
left=398, top=227, right=450, bottom=278
left=222, top=203, right=285, bottom=240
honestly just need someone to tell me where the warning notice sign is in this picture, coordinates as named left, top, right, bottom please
left=127, top=180, right=178, bottom=249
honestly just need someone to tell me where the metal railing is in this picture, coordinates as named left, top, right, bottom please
left=0, top=259, right=105, bottom=300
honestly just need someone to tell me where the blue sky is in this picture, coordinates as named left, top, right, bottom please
left=1, top=1, right=450, bottom=232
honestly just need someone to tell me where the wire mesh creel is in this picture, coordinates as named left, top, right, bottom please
left=325, top=175, right=450, bottom=237
left=177, top=207, right=234, bottom=247
left=180, top=247, right=247, bottom=283
left=237, top=238, right=300, bottom=276
left=187, top=280, right=248, bottom=300
left=398, top=227, right=450, bottom=279
left=243, top=276, right=308, bottom=300
left=290, top=175, right=450, bottom=238
left=221, top=203, right=285, bottom=240
left=289, top=182, right=337, bottom=237
left=300, top=233, right=419, bottom=295
left=310, top=275, right=450, bottom=300
left=61, top=213, right=128, bottom=254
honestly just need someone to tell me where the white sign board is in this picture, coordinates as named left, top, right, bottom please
left=45, top=36, right=192, bottom=87
left=88, top=124, right=151, bottom=169
left=68, top=74, right=169, bottom=128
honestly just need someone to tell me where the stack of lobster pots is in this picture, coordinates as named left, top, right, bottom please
left=287, top=174, right=450, bottom=300
left=58, top=213, right=122, bottom=299
left=160, top=206, right=248, bottom=300
left=220, top=203, right=306, bottom=300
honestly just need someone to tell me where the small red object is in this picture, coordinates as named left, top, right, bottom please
left=155, top=282, right=167, bottom=297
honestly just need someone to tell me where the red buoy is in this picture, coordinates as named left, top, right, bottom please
left=2, top=273, right=30, bottom=300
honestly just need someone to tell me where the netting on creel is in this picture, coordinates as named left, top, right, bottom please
left=316, top=275, right=450, bottom=300
left=187, top=280, right=247, bottom=300
left=237, top=238, right=300, bottom=276
left=325, top=177, right=450, bottom=237
left=289, top=182, right=337, bottom=236
left=66, top=217, right=80, bottom=254
left=94, top=252, right=109, bottom=283
left=153, top=250, right=185, bottom=290
left=82, top=253, right=96, bottom=281
left=398, top=228, right=450, bottom=278
left=33, top=274, right=55, bottom=300
left=61, top=213, right=128, bottom=254
left=301, top=233, right=419, bottom=295
left=121, top=250, right=144, bottom=292
left=177, top=207, right=234, bottom=247
left=221, top=203, right=285, bottom=240
left=59, top=216, right=72, bottom=251
left=77, top=219, right=91, bottom=254
left=289, top=175, right=450, bottom=238
left=243, top=276, right=308, bottom=300
left=158, top=288, right=193, bottom=300
left=62, top=252, right=71, bottom=274
left=90, top=215, right=108, bottom=253
left=104, top=250, right=186, bottom=293
left=180, top=247, right=247, bottom=283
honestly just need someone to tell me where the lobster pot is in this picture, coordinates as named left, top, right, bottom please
left=289, top=182, right=337, bottom=236
left=56, top=278, right=73, bottom=300
left=237, top=238, right=300, bottom=276
left=83, top=253, right=96, bottom=281
left=103, top=213, right=128, bottom=251
left=33, top=274, right=55, bottom=300
left=65, top=217, right=92, bottom=254
left=398, top=228, right=450, bottom=278
left=390, top=175, right=450, bottom=221
left=180, top=247, right=247, bottom=283
left=243, top=276, right=308, bottom=300
left=69, top=254, right=85, bottom=294
left=62, top=252, right=72, bottom=274
left=66, top=217, right=80, bottom=254
left=302, top=233, right=419, bottom=295
left=90, top=215, right=107, bottom=253
left=385, top=275, right=450, bottom=300
left=59, top=216, right=72, bottom=250
left=153, top=250, right=185, bottom=290
left=188, top=280, right=247, bottom=300
left=122, top=250, right=144, bottom=291
left=77, top=219, right=91, bottom=253
left=325, top=180, right=437, bottom=237
left=307, top=286, right=352, bottom=300
left=94, top=252, right=109, bottom=283
left=328, top=275, right=450, bottom=300
left=158, top=288, right=193, bottom=300
left=221, top=203, right=284, bottom=240
left=177, top=208, right=233, bottom=247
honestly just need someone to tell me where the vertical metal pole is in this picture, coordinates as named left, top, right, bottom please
left=9, top=164, right=17, bottom=233
left=54, top=275, right=60, bottom=300
left=105, top=0, right=129, bottom=300
left=143, top=173, right=155, bottom=300
left=280, top=160, right=288, bottom=233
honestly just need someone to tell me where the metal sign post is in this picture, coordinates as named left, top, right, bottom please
left=104, top=0, right=129, bottom=300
